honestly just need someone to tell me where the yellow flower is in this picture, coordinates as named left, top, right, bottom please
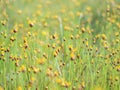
left=36, top=10, right=42, bottom=16
left=61, top=80, right=71, bottom=88
left=81, top=27, right=85, bottom=33
left=37, top=58, right=46, bottom=65
left=17, top=10, right=22, bottom=14
left=64, top=26, right=70, bottom=31
left=33, top=67, right=40, bottom=73
left=115, top=76, right=119, bottom=81
left=1, top=20, right=6, bottom=26
left=115, top=32, right=119, bottom=36
left=69, top=45, right=73, bottom=51
left=28, top=20, right=35, bottom=27
left=29, top=77, right=36, bottom=87
left=17, top=86, right=22, bottom=90
left=61, top=9, right=66, bottom=13
left=42, top=31, right=47, bottom=36
left=76, top=12, right=81, bottom=16
left=30, top=77, right=36, bottom=82
left=20, top=65, right=26, bottom=72
left=0, top=86, right=3, bottom=90
left=54, top=71, right=59, bottom=77
left=56, top=78, right=62, bottom=84
left=70, top=52, right=76, bottom=60
left=28, top=67, right=31, bottom=72
left=10, top=36, right=15, bottom=42
left=81, top=81, right=85, bottom=88
left=53, top=51, right=58, bottom=57
left=46, top=69, right=53, bottom=77
left=85, top=41, right=88, bottom=47
left=94, top=86, right=104, bottom=90
left=52, top=15, right=58, bottom=19
left=101, top=34, right=107, bottom=40
left=18, top=23, right=23, bottom=28
left=116, top=65, right=120, bottom=72
left=27, top=32, right=31, bottom=36
left=42, top=21, right=48, bottom=27
left=86, top=6, right=92, bottom=12
left=37, top=4, right=42, bottom=8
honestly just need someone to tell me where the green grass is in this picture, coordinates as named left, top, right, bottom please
left=0, top=0, right=120, bottom=90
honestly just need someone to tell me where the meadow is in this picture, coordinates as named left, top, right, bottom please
left=0, top=0, right=120, bottom=90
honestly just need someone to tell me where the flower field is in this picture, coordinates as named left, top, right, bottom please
left=0, top=0, right=120, bottom=90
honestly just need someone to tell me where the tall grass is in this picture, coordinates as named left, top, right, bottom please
left=0, top=0, right=120, bottom=90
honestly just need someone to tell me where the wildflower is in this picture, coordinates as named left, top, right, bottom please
left=115, top=32, right=119, bottom=37
left=53, top=51, right=57, bottom=57
left=43, top=53, right=48, bottom=59
left=63, top=37, right=66, bottom=41
left=18, top=23, right=23, bottom=28
left=1, top=51, right=4, bottom=57
left=33, top=67, right=40, bottom=73
left=24, top=43, right=28, bottom=49
left=17, top=86, right=22, bottom=90
left=20, top=65, right=26, bottom=72
left=72, top=86, right=76, bottom=90
left=47, top=44, right=51, bottom=47
left=54, top=71, right=59, bottom=77
left=15, top=61, right=19, bottom=67
left=13, top=28, right=18, bottom=33
left=61, top=9, right=66, bottom=13
left=86, top=6, right=91, bottom=12
left=52, top=43, right=56, bottom=49
left=106, top=5, right=110, bottom=12
left=116, top=22, right=120, bottom=28
left=63, top=18, right=68, bottom=22
left=17, top=10, right=22, bottom=14
left=70, top=52, right=76, bottom=60
left=36, top=10, right=42, bottom=16
left=28, top=20, right=35, bottom=27
left=76, top=12, right=81, bottom=17
left=51, top=34, right=57, bottom=39
left=94, top=86, right=104, bottom=90
left=37, top=58, right=46, bottom=65
left=10, top=36, right=15, bottom=42
left=42, top=31, right=47, bottom=36
left=116, top=66, right=120, bottom=72
left=81, top=27, right=85, bottom=33
left=77, top=54, right=80, bottom=59
left=81, top=81, right=85, bottom=88
left=61, top=80, right=71, bottom=88
left=45, top=86, right=48, bottom=90
left=37, top=4, right=42, bottom=8
left=91, top=59, right=94, bottom=64
left=0, top=86, right=4, bottom=90
left=69, top=45, right=73, bottom=51
left=46, top=69, right=53, bottom=77
left=52, top=15, right=58, bottom=19
left=115, top=76, right=119, bottom=81
left=56, top=78, right=62, bottom=84
left=27, top=32, right=31, bottom=37
left=6, top=47, right=10, bottom=52
left=64, top=26, right=70, bottom=31
left=42, top=20, right=48, bottom=27
left=48, top=66, right=53, bottom=70
left=101, top=34, right=107, bottom=40
left=75, top=34, right=80, bottom=39
left=1, top=20, right=6, bottom=26
left=70, top=35, right=74, bottom=39
left=29, top=77, right=36, bottom=86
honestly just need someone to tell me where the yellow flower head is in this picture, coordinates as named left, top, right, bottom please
left=17, top=86, right=22, bottom=90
